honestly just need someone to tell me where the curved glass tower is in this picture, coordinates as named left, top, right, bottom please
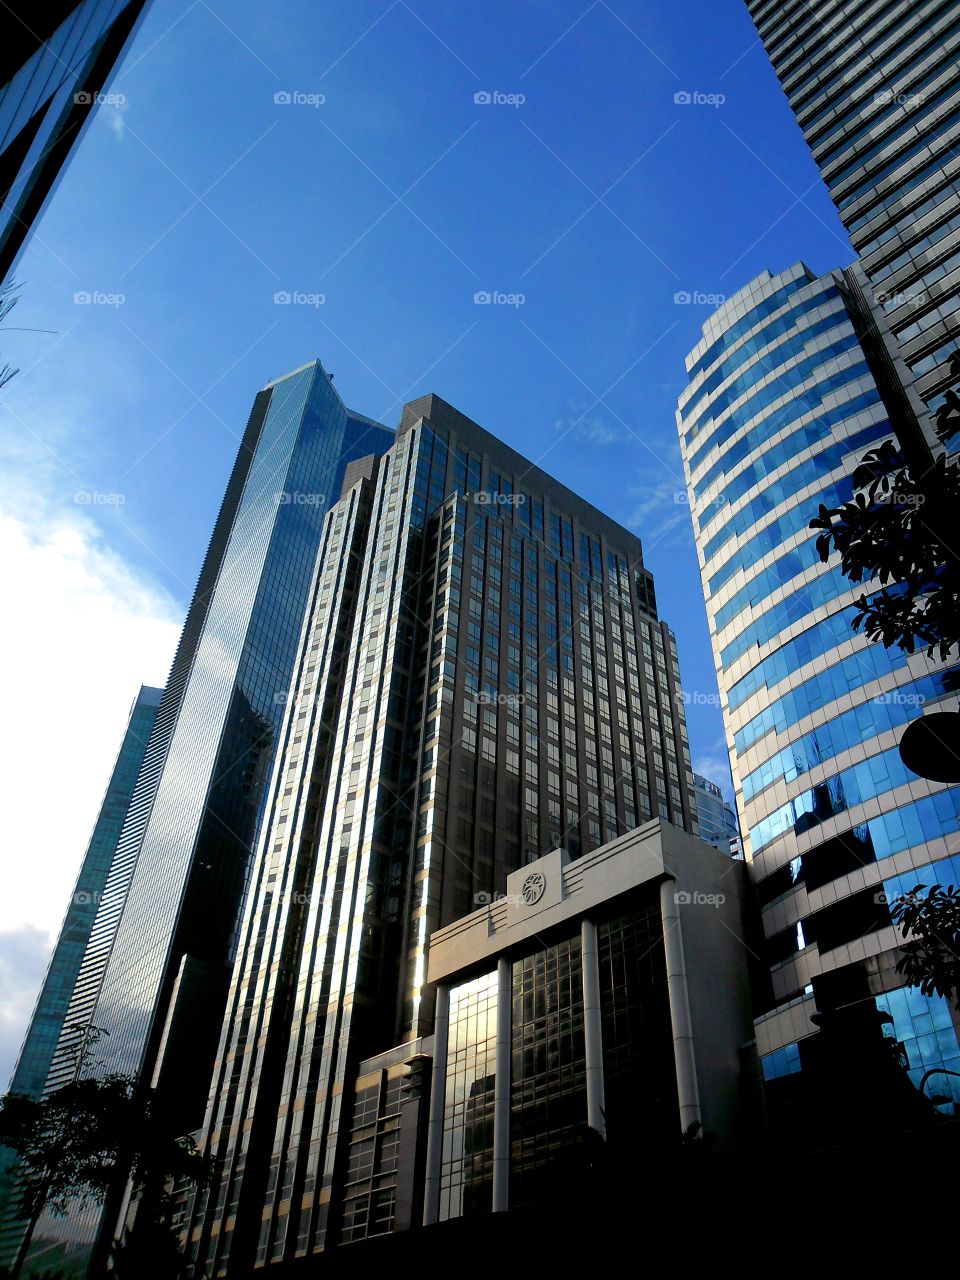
left=677, top=262, right=960, bottom=1147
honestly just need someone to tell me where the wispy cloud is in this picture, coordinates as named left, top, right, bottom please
left=554, top=403, right=629, bottom=446
left=624, top=476, right=691, bottom=545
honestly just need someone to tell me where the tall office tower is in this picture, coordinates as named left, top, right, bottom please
left=677, top=262, right=960, bottom=1153
left=691, top=772, right=740, bottom=854
left=745, top=0, right=960, bottom=425
left=184, top=393, right=696, bottom=1274
left=0, top=1, right=152, bottom=282
left=0, top=686, right=160, bottom=1264
left=27, top=362, right=391, bottom=1278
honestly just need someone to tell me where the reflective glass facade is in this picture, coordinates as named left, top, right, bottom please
left=184, top=393, right=696, bottom=1274
left=439, top=974, right=498, bottom=1220
left=31, top=362, right=391, bottom=1276
left=0, top=685, right=160, bottom=1268
left=0, top=1, right=151, bottom=282
left=425, top=890, right=680, bottom=1225
left=692, top=773, right=740, bottom=853
left=747, top=0, right=960, bottom=422
left=678, top=262, right=960, bottom=1137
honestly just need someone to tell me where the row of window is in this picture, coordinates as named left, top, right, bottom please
left=720, top=564, right=854, bottom=672
left=749, top=745, right=915, bottom=854
left=693, top=384, right=879, bottom=510
left=684, top=328, right=858, bottom=445
left=682, top=291, right=843, bottom=421
left=702, top=417, right=887, bottom=566
left=684, top=276, right=808, bottom=389
left=741, top=668, right=960, bottom=803
left=687, top=349, right=868, bottom=481
left=734, top=642, right=909, bottom=755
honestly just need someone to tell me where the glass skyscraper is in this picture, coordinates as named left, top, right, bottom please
left=746, top=0, right=960, bottom=423
left=182, top=392, right=697, bottom=1274
left=677, top=261, right=960, bottom=1148
left=0, top=1, right=153, bottom=283
left=691, top=773, right=740, bottom=854
left=27, top=361, right=392, bottom=1277
left=0, top=685, right=160, bottom=1267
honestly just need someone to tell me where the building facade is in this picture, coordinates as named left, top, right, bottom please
left=0, top=685, right=160, bottom=1266
left=692, top=773, right=740, bottom=854
left=746, top=0, right=960, bottom=425
left=27, top=361, right=392, bottom=1278
left=183, top=393, right=698, bottom=1274
left=677, top=262, right=960, bottom=1149
left=420, top=820, right=756, bottom=1228
left=328, top=820, right=757, bottom=1252
left=0, top=1, right=152, bottom=283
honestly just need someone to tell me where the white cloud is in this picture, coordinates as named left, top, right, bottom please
left=0, top=485, right=181, bottom=1082
left=105, top=103, right=128, bottom=142
left=0, top=924, right=53, bottom=1091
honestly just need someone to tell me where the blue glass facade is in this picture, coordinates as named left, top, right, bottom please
left=0, top=1, right=152, bottom=282
left=678, top=260, right=960, bottom=1142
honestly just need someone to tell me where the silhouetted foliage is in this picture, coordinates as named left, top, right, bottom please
left=0, top=281, right=20, bottom=391
left=810, top=387, right=960, bottom=658
left=891, top=882, right=960, bottom=1011
left=934, top=350, right=960, bottom=447
left=0, top=1031, right=208, bottom=1278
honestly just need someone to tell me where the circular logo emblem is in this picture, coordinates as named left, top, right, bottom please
left=521, top=872, right=546, bottom=905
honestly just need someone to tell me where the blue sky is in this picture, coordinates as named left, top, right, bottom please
left=0, top=0, right=856, bottom=1083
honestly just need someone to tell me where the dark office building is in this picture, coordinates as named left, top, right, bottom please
left=0, top=1, right=152, bottom=283
left=746, top=0, right=960, bottom=424
left=182, top=393, right=698, bottom=1275
left=25, top=362, right=391, bottom=1278
left=0, top=685, right=160, bottom=1266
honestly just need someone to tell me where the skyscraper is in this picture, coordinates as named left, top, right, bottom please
left=0, top=1, right=153, bottom=283
left=0, top=685, right=160, bottom=1266
left=746, top=0, right=960, bottom=423
left=183, top=392, right=697, bottom=1273
left=677, top=262, right=960, bottom=1148
left=691, top=773, right=740, bottom=855
left=27, top=361, right=392, bottom=1277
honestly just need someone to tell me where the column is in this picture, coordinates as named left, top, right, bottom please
left=660, top=878, right=701, bottom=1135
left=581, top=917, right=606, bottom=1139
left=421, top=982, right=449, bottom=1226
left=492, top=956, right=511, bottom=1212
